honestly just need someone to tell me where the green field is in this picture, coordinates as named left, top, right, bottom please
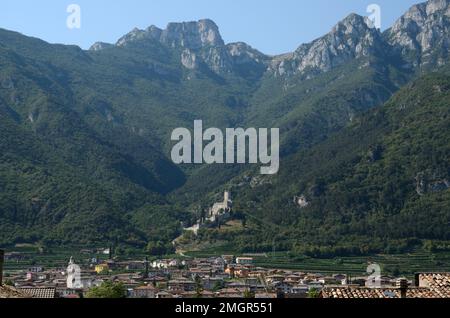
left=187, top=248, right=450, bottom=277
left=1, top=245, right=147, bottom=274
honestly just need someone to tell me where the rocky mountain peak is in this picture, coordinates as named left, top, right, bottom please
left=270, top=13, right=383, bottom=77
left=333, top=13, right=373, bottom=34
left=145, top=25, right=163, bottom=39
left=226, top=42, right=268, bottom=64
left=89, top=42, right=114, bottom=51
left=116, top=27, right=153, bottom=47
left=161, top=19, right=224, bottom=49
left=115, top=19, right=224, bottom=50
left=93, top=18, right=269, bottom=76
left=427, top=0, right=450, bottom=15
left=93, top=2, right=449, bottom=78
left=387, top=0, right=450, bottom=66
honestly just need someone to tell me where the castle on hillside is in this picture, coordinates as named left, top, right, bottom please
left=208, top=191, right=232, bottom=222
left=184, top=191, right=232, bottom=235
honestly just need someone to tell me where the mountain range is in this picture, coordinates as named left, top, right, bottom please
left=0, top=0, right=448, bottom=256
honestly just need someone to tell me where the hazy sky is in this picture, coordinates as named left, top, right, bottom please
left=0, top=0, right=422, bottom=54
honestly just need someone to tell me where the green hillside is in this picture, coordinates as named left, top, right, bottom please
left=203, top=71, right=450, bottom=255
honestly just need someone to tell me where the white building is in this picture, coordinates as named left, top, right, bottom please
left=66, top=257, right=101, bottom=289
left=67, top=257, right=83, bottom=289
left=236, top=257, right=254, bottom=265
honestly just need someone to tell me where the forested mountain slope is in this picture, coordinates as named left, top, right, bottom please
left=0, top=0, right=448, bottom=253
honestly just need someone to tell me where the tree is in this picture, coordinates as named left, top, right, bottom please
left=99, top=268, right=110, bottom=276
left=391, top=266, right=401, bottom=277
left=146, top=241, right=164, bottom=256
left=194, top=275, right=204, bottom=298
left=307, top=288, right=320, bottom=298
left=146, top=241, right=174, bottom=256
left=212, top=281, right=224, bottom=292
left=86, top=281, right=126, bottom=298
left=243, top=289, right=255, bottom=299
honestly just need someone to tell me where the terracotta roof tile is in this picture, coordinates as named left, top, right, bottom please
left=418, top=273, right=450, bottom=297
left=322, top=273, right=450, bottom=299
left=19, top=288, right=56, bottom=298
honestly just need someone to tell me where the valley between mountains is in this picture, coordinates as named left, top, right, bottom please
left=0, top=0, right=449, bottom=261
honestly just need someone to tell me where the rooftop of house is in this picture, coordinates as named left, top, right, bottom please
left=417, top=273, right=450, bottom=297
left=19, top=287, right=56, bottom=299
left=178, top=291, right=215, bottom=298
left=321, top=287, right=445, bottom=299
left=134, top=284, right=158, bottom=290
left=322, top=273, right=450, bottom=299
left=255, top=293, right=278, bottom=298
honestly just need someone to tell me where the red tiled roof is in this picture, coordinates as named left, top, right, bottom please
left=417, top=273, right=450, bottom=298
left=321, top=287, right=445, bottom=299
left=19, top=287, right=56, bottom=298
left=322, top=273, right=450, bottom=299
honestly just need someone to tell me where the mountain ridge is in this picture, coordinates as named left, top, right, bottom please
left=87, top=0, right=449, bottom=79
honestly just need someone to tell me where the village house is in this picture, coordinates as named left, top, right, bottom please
left=245, top=277, right=260, bottom=286
left=216, top=287, right=247, bottom=298
left=56, top=287, right=83, bottom=298
left=28, top=266, right=44, bottom=273
left=129, top=285, right=158, bottom=298
left=286, top=284, right=309, bottom=298
left=112, top=273, right=143, bottom=282
left=234, top=267, right=250, bottom=278
left=285, top=274, right=302, bottom=284
left=177, top=290, right=215, bottom=298
left=147, top=275, right=168, bottom=289
left=236, top=257, right=254, bottom=266
left=221, top=255, right=235, bottom=264
left=202, top=277, right=225, bottom=290
left=255, top=292, right=278, bottom=298
left=156, top=291, right=173, bottom=298
left=152, top=259, right=179, bottom=269
left=365, top=275, right=396, bottom=287
left=189, top=267, right=213, bottom=278
left=168, top=279, right=196, bottom=292
left=94, top=263, right=109, bottom=274
left=273, top=281, right=294, bottom=294
left=266, top=274, right=285, bottom=284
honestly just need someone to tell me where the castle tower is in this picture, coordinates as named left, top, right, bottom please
left=224, top=191, right=230, bottom=204
left=224, top=191, right=232, bottom=211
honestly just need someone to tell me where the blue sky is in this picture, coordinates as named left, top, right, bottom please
left=0, top=0, right=422, bottom=54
